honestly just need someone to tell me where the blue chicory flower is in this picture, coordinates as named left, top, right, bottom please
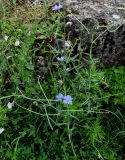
left=52, top=4, right=63, bottom=11
left=56, top=93, right=64, bottom=100
left=57, top=56, right=64, bottom=62
left=63, top=95, right=73, bottom=105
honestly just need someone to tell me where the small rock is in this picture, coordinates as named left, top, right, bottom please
left=112, top=14, right=120, bottom=19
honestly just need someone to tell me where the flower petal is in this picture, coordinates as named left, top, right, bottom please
left=0, top=128, right=4, bottom=134
left=57, top=56, right=64, bottom=61
left=7, top=102, right=13, bottom=109
left=56, top=93, right=64, bottom=100
left=52, top=4, right=63, bottom=11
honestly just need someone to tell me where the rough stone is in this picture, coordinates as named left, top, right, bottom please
left=58, top=0, right=125, bottom=66
left=61, top=0, right=125, bottom=25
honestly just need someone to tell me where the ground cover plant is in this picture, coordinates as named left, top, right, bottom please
left=0, top=0, right=125, bottom=159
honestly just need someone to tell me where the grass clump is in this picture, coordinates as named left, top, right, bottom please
left=0, top=1, right=125, bottom=159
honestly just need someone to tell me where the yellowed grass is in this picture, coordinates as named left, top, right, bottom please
left=0, top=0, right=46, bottom=23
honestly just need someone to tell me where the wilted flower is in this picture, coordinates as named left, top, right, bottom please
left=57, top=56, right=64, bottom=62
left=66, top=21, right=73, bottom=26
left=52, top=4, right=63, bottom=11
left=56, top=93, right=64, bottom=100
left=31, top=0, right=41, bottom=8
left=15, top=40, right=20, bottom=46
left=66, top=68, right=71, bottom=72
left=7, top=102, right=13, bottom=109
left=58, top=79, right=63, bottom=85
left=27, top=31, right=31, bottom=36
left=63, top=95, right=73, bottom=105
left=4, top=35, right=9, bottom=41
left=32, top=1, right=37, bottom=8
left=65, top=40, right=71, bottom=49
left=0, top=128, right=4, bottom=134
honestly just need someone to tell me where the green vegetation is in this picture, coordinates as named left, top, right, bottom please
left=0, top=1, right=125, bottom=159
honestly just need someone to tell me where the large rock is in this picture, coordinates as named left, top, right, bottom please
left=61, top=0, right=125, bottom=25
left=58, top=0, right=125, bottom=66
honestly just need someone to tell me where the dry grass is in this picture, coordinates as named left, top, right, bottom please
left=0, top=0, right=47, bottom=23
